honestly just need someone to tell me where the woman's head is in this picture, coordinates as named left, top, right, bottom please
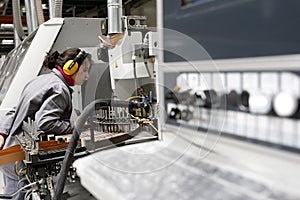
left=71, top=57, right=90, bottom=85
left=43, top=48, right=91, bottom=85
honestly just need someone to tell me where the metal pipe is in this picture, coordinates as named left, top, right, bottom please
left=13, top=28, right=21, bottom=47
left=107, top=0, right=123, bottom=34
left=1, top=0, right=9, bottom=15
left=49, top=0, right=63, bottom=18
left=29, top=0, right=38, bottom=30
left=34, top=0, right=45, bottom=25
left=24, top=0, right=33, bottom=34
left=12, top=0, right=26, bottom=40
left=53, top=0, right=63, bottom=18
left=48, top=0, right=53, bottom=18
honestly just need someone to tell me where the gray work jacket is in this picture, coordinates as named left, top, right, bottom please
left=0, top=68, right=74, bottom=149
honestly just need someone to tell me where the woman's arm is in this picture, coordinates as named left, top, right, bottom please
left=0, top=108, right=16, bottom=148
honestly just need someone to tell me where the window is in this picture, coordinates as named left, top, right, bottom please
left=0, top=30, right=37, bottom=105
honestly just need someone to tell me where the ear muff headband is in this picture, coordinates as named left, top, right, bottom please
left=63, top=50, right=86, bottom=75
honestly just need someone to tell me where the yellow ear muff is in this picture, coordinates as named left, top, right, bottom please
left=63, top=60, right=79, bottom=75
left=63, top=50, right=86, bottom=75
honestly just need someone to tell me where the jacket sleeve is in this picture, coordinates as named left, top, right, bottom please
left=35, top=85, right=74, bottom=135
left=0, top=108, right=16, bottom=137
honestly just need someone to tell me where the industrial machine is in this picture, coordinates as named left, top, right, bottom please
left=0, top=0, right=160, bottom=199
left=1, top=1, right=300, bottom=200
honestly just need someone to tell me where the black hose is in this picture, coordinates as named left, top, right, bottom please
left=53, top=99, right=128, bottom=200
left=0, top=194, right=13, bottom=199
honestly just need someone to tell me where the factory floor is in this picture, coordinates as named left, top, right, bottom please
left=73, top=124, right=300, bottom=200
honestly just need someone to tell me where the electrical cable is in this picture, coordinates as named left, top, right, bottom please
left=144, top=61, right=152, bottom=78
left=133, top=59, right=139, bottom=96
left=123, top=108, right=158, bottom=134
left=126, top=96, right=143, bottom=101
left=15, top=161, right=26, bottom=176
left=24, top=189, right=33, bottom=200
left=17, top=178, right=27, bottom=190
left=0, top=181, right=37, bottom=199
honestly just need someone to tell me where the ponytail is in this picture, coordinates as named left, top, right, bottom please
left=43, top=50, right=60, bottom=69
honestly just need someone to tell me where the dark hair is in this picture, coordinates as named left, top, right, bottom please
left=43, top=48, right=91, bottom=70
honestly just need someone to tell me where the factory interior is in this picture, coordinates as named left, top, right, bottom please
left=0, top=0, right=300, bottom=199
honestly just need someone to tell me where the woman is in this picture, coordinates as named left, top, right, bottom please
left=0, top=47, right=91, bottom=199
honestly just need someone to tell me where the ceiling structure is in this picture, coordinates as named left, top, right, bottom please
left=0, top=0, right=150, bottom=55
